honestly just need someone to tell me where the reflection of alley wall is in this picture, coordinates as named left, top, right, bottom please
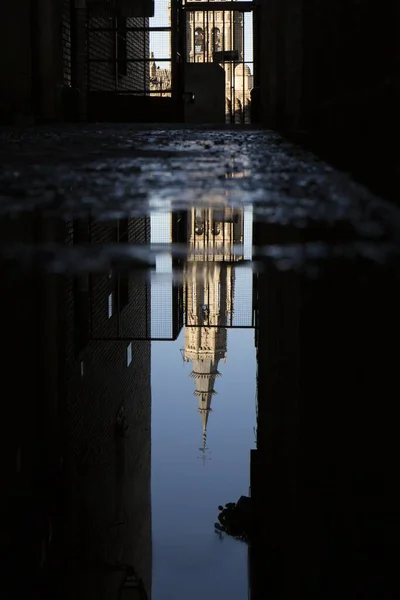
left=249, top=246, right=300, bottom=600
left=63, top=217, right=152, bottom=599
left=3, top=216, right=152, bottom=600
left=250, top=221, right=400, bottom=599
left=183, top=207, right=244, bottom=451
left=2, top=216, right=53, bottom=600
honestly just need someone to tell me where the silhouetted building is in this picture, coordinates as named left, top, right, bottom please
left=150, top=52, right=172, bottom=97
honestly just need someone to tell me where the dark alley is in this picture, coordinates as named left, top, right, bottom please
left=1, top=1, right=400, bottom=600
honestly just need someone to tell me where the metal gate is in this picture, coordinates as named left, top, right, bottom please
left=181, top=0, right=255, bottom=124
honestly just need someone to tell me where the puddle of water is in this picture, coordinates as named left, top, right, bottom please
left=151, top=328, right=256, bottom=600
left=2, top=201, right=258, bottom=600
left=2, top=128, right=400, bottom=599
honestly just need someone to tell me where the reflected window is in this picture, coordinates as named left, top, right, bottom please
left=195, top=28, right=204, bottom=53
left=108, top=293, right=113, bottom=318
left=212, top=27, right=221, bottom=52
left=126, top=342, right=132, bottom=367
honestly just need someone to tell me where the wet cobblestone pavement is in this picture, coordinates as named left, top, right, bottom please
left=1, top=124, right=399, bottom=273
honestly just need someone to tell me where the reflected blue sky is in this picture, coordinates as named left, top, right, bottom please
left=151, top=327, right=256, bottom=599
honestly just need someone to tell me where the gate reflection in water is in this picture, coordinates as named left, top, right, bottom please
left=150, top=205, right=256, bottom=600
left=150, top=205, right=254, bottom=338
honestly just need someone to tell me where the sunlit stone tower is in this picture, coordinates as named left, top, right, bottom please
left=183, top=206, right=244, bottom=457
left=186, top=1, right=253, bottom=117
left=149, top=1, right=253, bottom=115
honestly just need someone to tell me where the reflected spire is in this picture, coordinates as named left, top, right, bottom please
left=198, top=425, right=210, bottom=466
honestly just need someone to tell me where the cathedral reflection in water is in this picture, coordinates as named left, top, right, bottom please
left=4, top=204, right=254, bottom=600
left=151, top=203, right=254, bottom=453
left=183, top=206, right=245, bottom=456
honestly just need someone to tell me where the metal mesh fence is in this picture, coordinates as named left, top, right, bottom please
left=231, top=265, right=254, bottom=327
left=151, top=271, right=174, bottom=339
left=86, top=0, right=172, bottom=94
left=183, top=263, right=254, bottom=328
left=89, top=270, right=185, bottom=341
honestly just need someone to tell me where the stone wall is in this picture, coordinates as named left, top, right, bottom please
left=257, top=0, right=400, bottom=134
left=251, top=217, right=400, bottom=598
left=0, top=0, right=33, bottom=123
left=3, top=215, right=152, bottom=599
left=60, top=217, right=152, bottom=597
